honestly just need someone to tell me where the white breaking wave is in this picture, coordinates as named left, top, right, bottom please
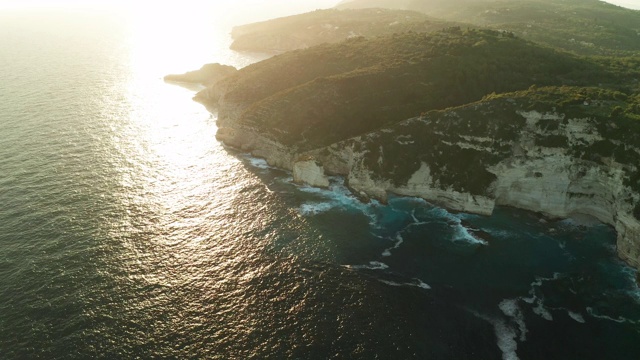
left=567, top=311, right=586, bottom=323
left=379, top=279, right=403, bottom=287
left=469, top=311, right=520, bottom=360
left=410, top=209, right=420, bottom=223
left=586, top=307, right=639, bottom=324
left=523, top=273, right=563, bottom=321
left=494, top=319, right=520, bottom=360
left=499, top=298, right=528, bottom=342
left=243, top=154, right=272, bottom=170
left=299, top=202, right=335, bottom=216
left=451, top=221, right=487, bottom=245
left=292, top=174, right=490, bottom=250
left=532, top=301, right=554, bottom=321
left=410, top=278, right=432, bottom=290
left=295, top=177, right=382, bottom=219
left=521, top=272, right=638, bottom=325
left=486, top=229, right=515, bottom=239
left=378, top=278, right=431, bottom=290
left=381, top=233, right=404, bottom=257
left=433, top=208, right=488, bottom=245
left=345, top=261, right=390, bottom=270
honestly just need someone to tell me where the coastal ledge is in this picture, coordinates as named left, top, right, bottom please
left=293, top=157, right=330, bottom=188
left=164, top=63, right=238, bottom=86
left=214, top=99, right=640, bottom=271
left=184, top=30, right=640, bottom=271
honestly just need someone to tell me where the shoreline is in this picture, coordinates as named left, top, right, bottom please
left=208, top=116, right=640, bottom=272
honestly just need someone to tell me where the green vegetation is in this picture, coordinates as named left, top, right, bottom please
left=203, top=28, right=634, bottom=152
left=230, top=8, right=459, bottom=53
left=184, top=1, right=640, bottom=212
left=230, top=0, right=640, bottom=56
left=338, top=0, right=640, bottom=56
left=346, top=86, right=640, bottom=196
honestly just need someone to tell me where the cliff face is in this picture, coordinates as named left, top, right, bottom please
left=293, top=159, right=330, bottom=188
left=203, top=29, right=619, bottom=153
left=196, top=29, right=639, bottom=268
left=216, top=90, right=640, bottom=269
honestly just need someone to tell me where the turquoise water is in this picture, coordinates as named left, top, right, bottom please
left=0, top=8, right=639, bottom=360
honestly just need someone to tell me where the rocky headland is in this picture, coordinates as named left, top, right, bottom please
left=187, top=26, right=640, bottom=269
left=164, top=63, right=238, bottom=86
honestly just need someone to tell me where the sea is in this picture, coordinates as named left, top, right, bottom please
left=1, top=5, right=639, bottom=360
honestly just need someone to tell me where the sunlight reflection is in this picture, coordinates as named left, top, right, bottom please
left=108, top=79, right=238, bottom=286
left=92, top=0, right=282, bottom=289
left=125, top=2, right=227, bottom=77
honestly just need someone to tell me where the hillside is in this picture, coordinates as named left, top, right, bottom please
left=164, top=63, right=237, bottom=86
left=230, top=8, right=458, bottom=53
left=337, top=0, right=640, bottom=55
left=198, top=28, right=631, bottom=151
left=300, top=86, right=640, bottom=268
left=188, top=26, right=640, bottom=269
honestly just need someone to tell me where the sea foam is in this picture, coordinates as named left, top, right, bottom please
left=299, top=202, right=335, bottom=216
left=378, top=278, right=432, bottom=290
left=567, top=311, right=586, bottom=323
left=345, top=261, right=390, bottom=270
left=469, top=311, right=520, bottom=360
left=499, top=298, right=528, bottom=342
left=381, top=233, right=404, bottom=257
left=242, top=154, right=272, bottom=170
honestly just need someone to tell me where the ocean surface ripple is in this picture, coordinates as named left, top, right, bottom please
left=0, top=8, right=639, bottom=360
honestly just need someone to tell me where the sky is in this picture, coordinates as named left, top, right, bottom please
left=0, top=0, right=343, bottom=26
left=606, top=0, right=640, bottom=8
left=0, top=0, right=638, bottom=24
left=1, top=0, right=638, bottom=12
left=0, top=0, right=341, bottom=13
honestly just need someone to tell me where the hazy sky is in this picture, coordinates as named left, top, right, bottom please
left=0, top=0, right=343, bottom=26
left=1, top=0, right=638, bottom=11
left=0, top=0, right=340, bottom=12
left=0, top=0, right=638, bottom=21
left=606, top=0, right=640, bottom=8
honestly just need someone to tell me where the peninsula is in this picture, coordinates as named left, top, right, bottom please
left=171, top=0, right=640, bottom=270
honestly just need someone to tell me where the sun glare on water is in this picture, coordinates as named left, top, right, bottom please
left=0, top=0, right=337, bottom=254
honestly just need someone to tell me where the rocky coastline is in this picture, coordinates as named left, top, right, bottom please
left=164, top=63, right=238, bottom=86
left=182, top=26, right=640, bottom=271
left=205, top=91, right=640, bottom=270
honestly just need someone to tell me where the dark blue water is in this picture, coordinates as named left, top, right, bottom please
left=0, top=8, right=639, bottom=360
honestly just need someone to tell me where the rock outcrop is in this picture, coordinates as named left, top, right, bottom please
left=215, top=88, right=640, bottom=269
left=189, top=29, right=640, bottom=269
left=293, top=157, right=330, bottom=188
left=164, top=63, right=237, bottom=86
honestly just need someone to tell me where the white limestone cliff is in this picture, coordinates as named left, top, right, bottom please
left=293, top=158, right=330, bottom=188
left=215, top=108, right=640, bottom=270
